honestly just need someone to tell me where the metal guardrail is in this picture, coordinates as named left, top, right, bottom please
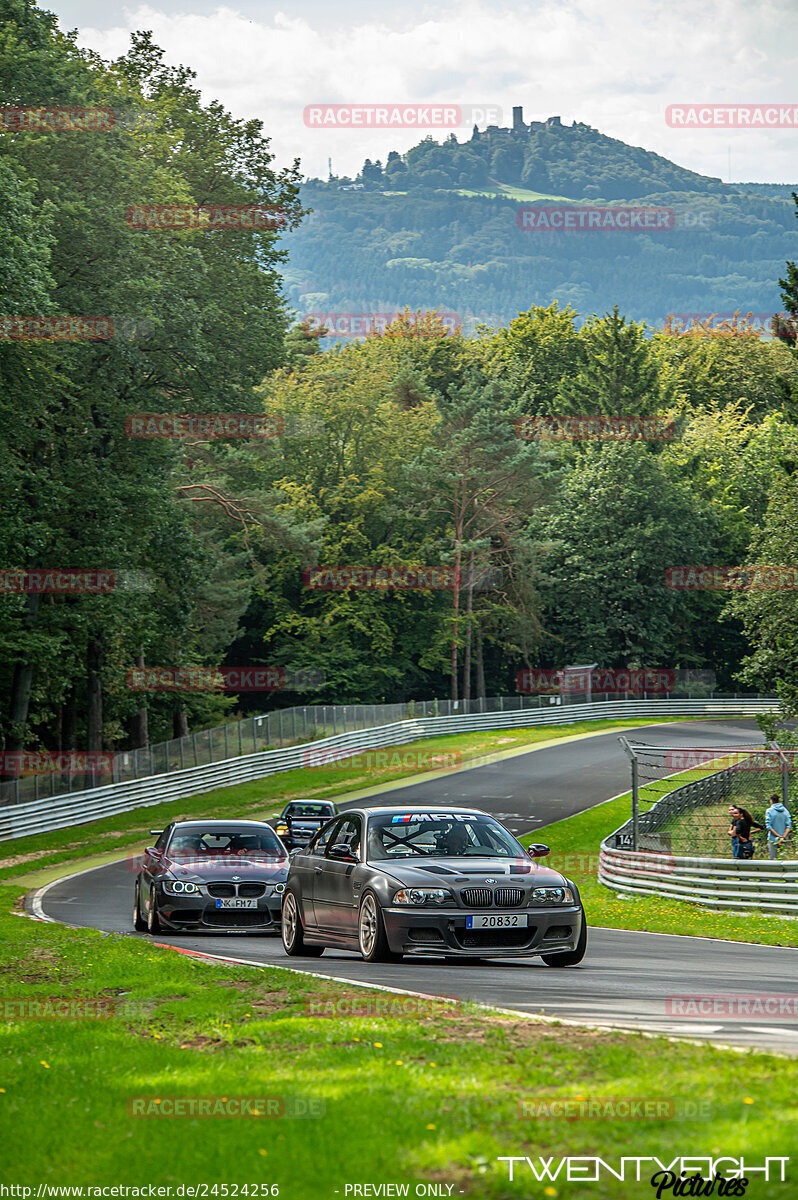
left=0, top=695, right=779, bottom=842
left=599, top=755, right=798, bottom=914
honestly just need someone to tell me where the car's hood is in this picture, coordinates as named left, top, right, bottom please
left=165, top=855, right=288, bottom=882
left=372, top=856, right=568, bottom=889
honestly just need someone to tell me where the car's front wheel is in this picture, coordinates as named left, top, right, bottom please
left=146, top=887, right=162, bottom=935
left=133, top=881, right=147, bottom=932
left=282, top=891, right=324, bottom=957
left=541, top=911, right=587, bottom=966
left=358, top=891, right=400, bottom=963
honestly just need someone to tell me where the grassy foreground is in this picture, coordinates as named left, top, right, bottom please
left=0, top=718, right=684, bottom=884
left=1, top=885, right=796, bottom=1199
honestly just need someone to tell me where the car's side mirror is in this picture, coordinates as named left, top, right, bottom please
left=329, top=843, right=358, bottom=862
left=527, top=843, right=551, bottom=858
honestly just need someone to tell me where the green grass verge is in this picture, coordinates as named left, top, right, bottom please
left=0, top=718, right=685, bottom=884
left=1, top=885, right=795, bottom=1198
left=523, top=785, right=797, bottom=946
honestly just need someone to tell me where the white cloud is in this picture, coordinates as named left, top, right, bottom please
left=76, top=0, right=798, bottom=182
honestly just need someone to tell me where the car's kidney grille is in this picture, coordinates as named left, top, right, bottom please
left=460, top=886, right=524, bottom=908
left=206, top=882, right=267, bottom=898
left=207, top=883, right=235, bottom=898
left=238, top=883, right=266, bottom=898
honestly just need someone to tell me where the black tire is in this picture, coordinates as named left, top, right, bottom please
left=358, top=891, right=401, bottom=963
left=541, top=911, right=587, bottom=966
left=133, top=881, right=147, bottom=932
left=281, top=890, right=324, bottom=957
left=146, top=886, right=162, bottom=935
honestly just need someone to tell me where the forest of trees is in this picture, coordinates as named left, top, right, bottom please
left=3, top=0, right=798, bottom=768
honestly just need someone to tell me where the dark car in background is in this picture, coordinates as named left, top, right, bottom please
left=273, top=800, right=339, bottom=849
left=281, top=805, right=587, bottom=964
left=134, top=819, right=289, bottom=935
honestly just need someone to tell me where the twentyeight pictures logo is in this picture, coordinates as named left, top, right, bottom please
left=303, top=104, right=501, bottom=128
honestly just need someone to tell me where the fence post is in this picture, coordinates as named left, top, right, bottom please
left=619, top=737, right=639, bottom=851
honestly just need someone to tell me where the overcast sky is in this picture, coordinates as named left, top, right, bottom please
left=43, top=0, right=798, bottom=184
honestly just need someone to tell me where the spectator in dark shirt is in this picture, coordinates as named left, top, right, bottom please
left=728, top=806, right=762, bottom=859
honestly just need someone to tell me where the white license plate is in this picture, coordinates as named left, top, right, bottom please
left=465, top=913, right=527, bottom=928
left=215, top=898, right=258, bottom=909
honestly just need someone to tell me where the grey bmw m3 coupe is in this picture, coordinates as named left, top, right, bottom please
left=281, top=805, right=587, bottom=964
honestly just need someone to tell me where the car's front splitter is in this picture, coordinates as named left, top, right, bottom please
left=382, top=906, right=582, bottom=957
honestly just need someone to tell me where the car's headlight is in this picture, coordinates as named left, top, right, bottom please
left=275, top=824, right=289, bottom=834
left=393, top=888, right=453, bottom=906
left=163, top=880, right=200, bottom=895
left=530, top=886, right=574, bottom=905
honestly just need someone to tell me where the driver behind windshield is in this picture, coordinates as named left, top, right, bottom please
left=436, top=822, right=470, bottom=855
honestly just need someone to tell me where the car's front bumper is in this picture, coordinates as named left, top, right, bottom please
left=157, top=891, right=283, bottom=932
left=381, top=904, right=583, bottom=957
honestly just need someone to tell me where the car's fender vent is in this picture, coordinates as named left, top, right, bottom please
left=543, top=925, right=573, bottom=940
left=408, top=928, right=445, bottom=943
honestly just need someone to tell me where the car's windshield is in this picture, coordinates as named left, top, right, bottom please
left=167, top=828, right=285, bottom=860
left=285, top=803, right=333, bottom=817
left=366, top=812, right=522, bottom=860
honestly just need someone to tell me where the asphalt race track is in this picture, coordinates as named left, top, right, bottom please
left=33, top=719, right=798, bottom=1055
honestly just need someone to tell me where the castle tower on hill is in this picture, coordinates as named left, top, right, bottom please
left=474, top=106, right=566, bottom=138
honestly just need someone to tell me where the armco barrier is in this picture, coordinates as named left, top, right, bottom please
left=1, top=696, right=778, bottom=841
left=599, top=753, right=798, bottom=914
left=599, top=843, right=798, bottom=914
